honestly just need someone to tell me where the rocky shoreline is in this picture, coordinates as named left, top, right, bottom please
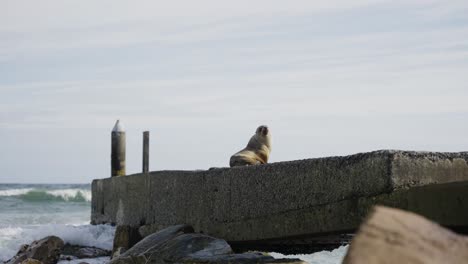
left=6, top=206, right=468, bottom=264
left=4, top=225, right=306, bottom=264
left=4, top=236, right=111, bottom=264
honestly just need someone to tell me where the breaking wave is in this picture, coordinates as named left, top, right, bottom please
left=0, top=188, right=91, bottom=202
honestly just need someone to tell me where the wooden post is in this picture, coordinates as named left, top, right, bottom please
left=142, top=131, right=149, bottom=173
left=111, top=120, right=126, bottom=177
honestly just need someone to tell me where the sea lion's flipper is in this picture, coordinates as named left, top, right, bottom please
left=230, top=156, right=255, bottom=167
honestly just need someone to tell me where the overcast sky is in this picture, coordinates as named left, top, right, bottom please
left=1, top=0, right=468, bottom=183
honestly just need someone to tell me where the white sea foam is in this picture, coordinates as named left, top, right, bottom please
left=269, top=245, right=349, bottom=264
left=0, top=224, right=115, bottom=262
left=0, top=188, right=34, bottom=196
left=0, top=188, right=91, bottom=202
left=47, top=189, right=92, bottom=202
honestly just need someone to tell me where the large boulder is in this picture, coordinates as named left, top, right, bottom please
left=111, top=224, right=306, bottom=264
left=111, top=224, right=196, bottom=263
left=150, top=233, right=233, bottom=262
left=343, top=206, right=468, bottom=264
left=6, top=236, right=64, bottom=264
left=118, top=224, right=194, bottom=258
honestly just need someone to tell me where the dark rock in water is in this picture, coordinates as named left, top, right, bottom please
left=111, top=225, right=306, bottom=264
left=59, top=255, right=78, bottom=261
left=61, top=244, right=111, bottom=259
left=112, top=225, right=142, bottom=255
left=6, top=236, right=64, bottom=264
left=75, top=247, right=111, bottom=258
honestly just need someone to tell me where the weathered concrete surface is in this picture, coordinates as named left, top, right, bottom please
left=91, top=150, right=468, bottom=244
left=229, top=180, right=468, bottom=253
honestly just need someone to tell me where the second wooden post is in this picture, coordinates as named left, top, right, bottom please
left=142, top=131, right=149, bottom=173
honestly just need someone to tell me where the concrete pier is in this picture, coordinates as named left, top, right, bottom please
left=91, top=150, right=468, bottom=249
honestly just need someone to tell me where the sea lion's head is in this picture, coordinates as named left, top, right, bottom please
left=255, top=125, right=271, bottom=149
left=256, top=125, right=269, bottom=136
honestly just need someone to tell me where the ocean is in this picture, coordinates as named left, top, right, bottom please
left=0, top=184, right=114, bottom=263
left=0, top=183, right=347, bottom=264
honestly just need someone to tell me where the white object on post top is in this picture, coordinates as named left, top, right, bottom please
left=112, top=120, right=125, bottom=132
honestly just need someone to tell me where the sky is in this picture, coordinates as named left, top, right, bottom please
left=1, top=0, right=468, bottom=183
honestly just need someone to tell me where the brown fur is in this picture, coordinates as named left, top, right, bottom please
left=230, top=125, right=272, bottom=167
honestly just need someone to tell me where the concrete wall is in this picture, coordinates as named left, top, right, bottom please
left=91, top=150, right=468, bottom=242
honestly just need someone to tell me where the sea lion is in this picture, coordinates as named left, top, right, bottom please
left=230, top=125, right=272, bottom=167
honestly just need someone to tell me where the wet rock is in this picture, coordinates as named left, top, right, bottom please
left=343, top=206, right=468, bottom=264
left=61, top=244, right=81, bottom=256
left=6, top=236, right=64, bottom=264
left=153, top=233, right=233, bottom=262
left=138, top=224, right=164, bottom=238
left=16, top=245, right=29, bottom=255
left=75, top=247, right=111, bottom=258
left=121, top=224, right=194, bottom=258
left=111, top=247, right=125, bottom=259
left=112, top=225, right=142, bottom=255
left=111, top=224, right=194, bottom=263
left=61, top=244, right=110, bottom=259
left=111, top=225, right=306, bottom=264
left=59, top=255, right=77, bottom=261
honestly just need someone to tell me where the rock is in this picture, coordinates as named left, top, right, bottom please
left=75, top=247, right=111, bottom=258
left=6, top=236, right=64, bottom=264
left=111, top=224, right=194, bottom=263
left=154, top=233, right=233, bottom=262
left=20, top=259, right=43, bottom=264
left=343, top=206, right=468, bottom=264
left=16, top=244, right=29, bottom=255
left=111, top=225, right=305, bottom=264
left=111, top=247, right=126, bottom=259
left=61, top=244, right=81, bottom=255
left=138, top=224, right=165, bottom=238
left=183, top=252, right=306, bottom=263
left=59, top=255, right=77, bottom=261
left=112, top=225, right=142, bottom=255
left=61, top=244, right=110, bottom=259
left=121, top=224, right=194, bottom=258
